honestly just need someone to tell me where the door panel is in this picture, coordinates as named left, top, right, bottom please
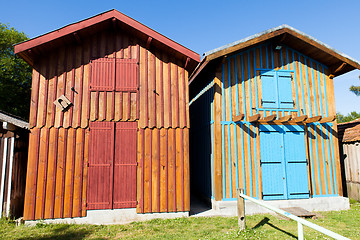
left=260, top=125, right=309, bottom=200
left=87, top=122, right=114, bottom=210
left=284, top=129, right=310, bottom=199
left=260, top=130, right=286, bottom=200
left=113, top=122, right=137, bottom=208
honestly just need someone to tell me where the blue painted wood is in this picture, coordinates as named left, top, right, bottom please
left=260, top=125, right=309, bottom=200
left=240, top=123, right=247, bottom=195
left=234, top=57, right=240, bottom=116
left=241, top=54, right=247, bottom=118
left=321, top=65, right=329, bottom=117
left=304, top=58, right=313, bottom=117
left=247, top=124, right=253, bottom=197
left=253, top=50, right=259, bottom=113
left=260, top=128, right=286, bottom=200
left=310, top=61, right=318, bottom=116
left=283, top=126, right=310, bottom=199
left=247, top=52, right=253, bottom=114
left=291, top=50, right=301, bottom=114
left=227, top=124, right=232, bottom=197
left=316, top=63, right=324, bottom=115
left=323, top=123, right=335, bottom=194
left=252, top=123, right=259, bottom=199
left=260, top=70, right=277, bottom=108
left=277, top=71, right=294, bottom=109
left=234, top=124, right=239, bottom=191
left=328, top=124, right=338, bottom=194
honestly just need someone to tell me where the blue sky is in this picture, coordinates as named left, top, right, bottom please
left=1, top=0, right=359, bottom=115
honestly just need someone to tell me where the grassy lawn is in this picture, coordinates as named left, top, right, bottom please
left=1, top=201, right=360, bottom=239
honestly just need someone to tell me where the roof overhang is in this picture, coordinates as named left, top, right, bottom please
left=190, top=24, right=360, bottom=84
left=14, top=9, right=200, bottom=71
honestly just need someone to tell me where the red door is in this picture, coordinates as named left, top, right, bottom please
left=113, top=122, right=137, bottom=208
left=87, top=121, right=137, bottom=210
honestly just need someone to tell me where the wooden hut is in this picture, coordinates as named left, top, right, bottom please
left=338, top=119, right=360, bottom=201
left=14, top=9, right=200, bottom=222
left=189, top=25, right=360, bottom=212
left=0, top=110, right=29, bottom=218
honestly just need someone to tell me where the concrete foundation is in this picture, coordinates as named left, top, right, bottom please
left=25, top=209, right=189, bottom=225
left=209, top=196, right=350, bottom=216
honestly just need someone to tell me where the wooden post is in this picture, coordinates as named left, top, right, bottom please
left=237, top=188, right=245, bottom=230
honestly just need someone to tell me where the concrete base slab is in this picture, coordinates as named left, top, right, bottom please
left=25, top=209, right=189, bottom=225
left=205, top=197, right=350, bottom=217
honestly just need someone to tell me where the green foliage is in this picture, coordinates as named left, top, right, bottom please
left=0, top=23, right=31, bottom=120
left=337, top=111, right=360, bottom=123
left=349, top=75, right=360, bottom=96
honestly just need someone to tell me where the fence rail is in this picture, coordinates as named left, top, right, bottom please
left=237, top=189, right=350, bottom=240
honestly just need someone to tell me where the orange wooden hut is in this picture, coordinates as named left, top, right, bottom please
left=14, top=9, right=200, bottom=222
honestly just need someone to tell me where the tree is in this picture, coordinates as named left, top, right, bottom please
left=349, top=75, right=360, bottom=96
left=0, top=23, right=31, bottom=120
left=336, top=111, right=360, bottom=123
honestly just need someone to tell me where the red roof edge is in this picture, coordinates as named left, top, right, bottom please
left=14, top=9, right=200, bottom=63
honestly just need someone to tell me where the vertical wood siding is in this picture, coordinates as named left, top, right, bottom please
left=24, top=28, right=191, bottom=220
left=190, top=42, right=342, bottom=201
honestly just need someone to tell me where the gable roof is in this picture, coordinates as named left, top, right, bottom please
left=0, top=110, right=29, bottom=130
left=190, top=24, right=360, bottom=84
left=14, top=9, right=200, bottom=71
left=338, top=118, right=360, bottom=143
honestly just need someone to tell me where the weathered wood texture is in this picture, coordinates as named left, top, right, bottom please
left=0, top=130, right=28, bottom=218
left=23, top=28, right=192, bottom=220
left=137, top=128, right=190, bottom=213
left=341, top=142, right=360, bottom=200
left=190, top=42, right=342, bottom=201
left=29, top=30, right=189, bottom=129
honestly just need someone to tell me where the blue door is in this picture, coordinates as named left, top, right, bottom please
left=260, top=125, right=309, bottom=200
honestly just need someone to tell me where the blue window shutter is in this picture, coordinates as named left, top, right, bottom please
left=260, top=71, right=277, bottom=108
left=277, top=72, right=294, bottom=109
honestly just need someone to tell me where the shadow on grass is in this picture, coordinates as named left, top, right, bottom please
left=16, top=224, right=92, bottom=240
left=253, top=217, right=297, bottom=239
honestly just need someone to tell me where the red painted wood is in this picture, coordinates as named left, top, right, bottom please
left=87, top=122, right=113, bottom=210
left=14, top=10, right=200, bottom=65
left=116, top=59, right=139, bottom=91
left=180, top=129, right=184, bottom=211
left=165, top=130, right=168, bottom=212
left=140, top=128, right=144, bottom=212
left=90, top=58, right=115, bottom=91
left=113, top=122, right=137, bottom=208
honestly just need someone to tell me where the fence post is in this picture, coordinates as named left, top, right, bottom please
left=237, top=188, right=245, bottom=230
left=298, top=222, right=304, bottom=240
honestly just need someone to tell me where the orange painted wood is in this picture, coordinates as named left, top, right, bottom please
left=167, top=128, right=175, bottom=212
left=175, top=128, right=182, bottom=211
left=143, top=129, right=150, bottom=213
left=44, top=128, right=56, bottom=219
left=159, top=128, right=167, bottom=212
left=34, top=128, right=48, bottom=219
left=63, top=128, right=75, bottom=218
left=151, top=129, right=159, bottom=212
left=23, top=128, right=39, bottom=220
left=136, top=128, right=144, bottom=213
left=183, top=128, right=190, bottom=211
left=81, top=129, right=89, bottom=216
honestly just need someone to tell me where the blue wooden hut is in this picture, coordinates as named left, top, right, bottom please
left=189, top=25, right=360, bottom=212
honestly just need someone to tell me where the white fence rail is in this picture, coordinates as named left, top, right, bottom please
left=237, top=189, right=350, bottom=240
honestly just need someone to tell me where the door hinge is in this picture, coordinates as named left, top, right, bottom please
left=87, top=162, right=90, bottom=167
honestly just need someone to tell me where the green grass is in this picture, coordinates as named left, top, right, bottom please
left=1, top=202, right=360, bottom=239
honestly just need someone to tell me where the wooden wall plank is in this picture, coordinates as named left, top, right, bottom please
left=167, top=128, right=175, bottom=211
left=183, top=128, right=190, bottom=211
left=81, top=129, right=89, bottom=216
left=23, top=129, right=39, bottom=220
left=44, top=128, right=56, bottom=219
